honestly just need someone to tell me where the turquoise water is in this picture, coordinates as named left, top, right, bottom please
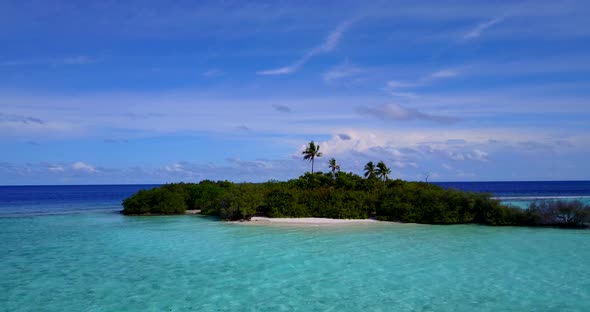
left=500, top=197, right=590, bottom=208
left=2, top=212, right=590, bottom=311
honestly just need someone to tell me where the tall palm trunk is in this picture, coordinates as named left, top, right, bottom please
left=302, top=141, right=322, bottom=174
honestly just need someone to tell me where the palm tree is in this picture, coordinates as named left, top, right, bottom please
left=328, top=158, right=340, bottom=179
left=376, top=161, right=392, bottom=182
left=364, top=161, right=376, bottom=179
left=302, top=141, right=323, bottom=173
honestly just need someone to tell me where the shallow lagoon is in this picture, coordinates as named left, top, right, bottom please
left=2, top=213, right=589, bottom=311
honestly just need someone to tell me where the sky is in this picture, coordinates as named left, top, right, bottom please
left=1, top=0, right=590, bottom=185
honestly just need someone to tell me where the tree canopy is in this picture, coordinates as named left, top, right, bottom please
left=302, top=141, right=323, bottom=174
left=122, top=174, right=590, bottom=228
left=376, top=161, right=392, bottom=182
left=364, top=161, right=376, bottom=179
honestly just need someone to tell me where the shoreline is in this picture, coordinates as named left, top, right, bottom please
left=230, top=216, right=395, bottom=226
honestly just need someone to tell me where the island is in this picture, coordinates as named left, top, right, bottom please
left=123, top=142, right=589, bottom=228
left=122, top=171, right=590, bottom=228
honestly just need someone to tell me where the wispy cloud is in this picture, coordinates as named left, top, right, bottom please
left=0, top=112, right=45, bottom=125
left=61, top=56, right=95, bottom=65
left=203, top=69, right=224, bottom=78
left=338, top=133, right=352, bottom=141
left=430, top=69, right=459, bottom=79
left=386, top=81, right=421, bottom=89
left=0, top=55, right=95, bottom=67
left=323, top=62, right=364, bottom=81
left=272, top=104, right=291, bottom=113
left=389, top=92, right=419, bottom=99
left=386, top=68, right=460, bottom=95
left=359, top=103, right=459, bottom=124
left=46, top=164, right=65, bottom=173
left=516, top=140, right=575, bottom=152
left=467, top=149, right=489, bottom=161
left=257, top=20, right=355, bottom=75
left=464, top=17, right=504, bottom=40
left=72, top=161, right=97, bottom=173
left=312, top=130, right=506, bottom=180
left=417, top=144, right=488, bottom=162
left=164, top=162, right=188, bottom=173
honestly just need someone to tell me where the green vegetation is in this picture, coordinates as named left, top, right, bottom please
left=520, top=200, right=590, bottom=227
left=302, top=141, right=322, bottom=174
left=121, top=141, right=590, bottom=228
left=375, top=161, right=391, bottom=182
left=122, top=184, right=188, bottom=215
left=328, top=158, right=340, bottom=180
left=121, top=174, right=590, bottom=228
left=364, top=161, right=376, bottom=179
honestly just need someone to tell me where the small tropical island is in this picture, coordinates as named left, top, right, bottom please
left=123, top=141, right=590, bottom=228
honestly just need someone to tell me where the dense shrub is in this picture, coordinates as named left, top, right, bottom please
left=263, top=187, right=308, bottom=218
left=218, top=184, right=264, bottom=221
left=192, top=180, right=232, bottom=215
left=524, top=200, right=590, bottom=227
left=121, top=175, right=590, bottom=229
left=122, top=187, right=187, bottom=215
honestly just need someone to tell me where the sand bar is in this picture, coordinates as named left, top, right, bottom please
left=232, top=216, right=389, bottom=226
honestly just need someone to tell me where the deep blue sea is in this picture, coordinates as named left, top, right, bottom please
left=1, top=182, right=590, bottom=311
left=436, top=180, right=590, bottom=207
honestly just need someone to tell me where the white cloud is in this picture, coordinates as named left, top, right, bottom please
left=256, top=63, right=303, bottom=75
left=393, top=161, right=418, bottom=168
left=323, top=62, right=364, bottom=81
left=0, top=112, right=44, bottom=125
left=1, top=90, right=588, bottom=150
left=360, top=103, right=459, bottom=124
left=1, top=56, right=95, bottom=66
left=47, top=165, right=65, bottom=172
left=72, top=161, right=97, bottom=173
left=291, top=130, right=503, bottom=180
left=430, top=69, right=459, bottom=79
left=314, top=20, right=353, bottom=53
left=389, top=92, right=419, bottom=99
left=386, top=80, right=420, bottom=89
left=385, top=69, right=460, bottom=94
left=272, top=104, right=291, bottom=113
left=257, top=20, right=355, bottom=75
left=467, top=149, right=489, bottom=161
left=164, top=162, right=186, bottom=173
left=464, top=17, right=504, bottom=39
left=62, top=56, right=94, bottom=65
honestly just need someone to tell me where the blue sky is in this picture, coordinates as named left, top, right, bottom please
left=1, top=0, right=589, bottom=184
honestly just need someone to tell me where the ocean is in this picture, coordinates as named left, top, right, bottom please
left=437, top=180, right=590, bottom=208
left=1, top=182, right=589, bottom=311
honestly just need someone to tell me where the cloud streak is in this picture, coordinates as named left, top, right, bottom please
left=323, top=62, right=364, bottom=81
left=0, top=112, right=45, bottom=125
left=386, top=68, right=460, bottom=97
left=0, top=55, right=95, bottom=67
left=257, top=20, right=355, bottom=75
left=72, top=161, right=97, bottom=173
left=360, top=104, right=459, bottom=124
left=430, top=69, right=459, bottom=79
left=464, top=17, right=504, bottom=39
left=272, top=104, right=291, bottom=113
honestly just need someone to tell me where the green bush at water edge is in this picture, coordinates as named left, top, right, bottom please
left=121, top=172, right=590, bottom=227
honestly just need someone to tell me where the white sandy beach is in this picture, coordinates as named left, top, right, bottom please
left=232, top=216, right=387, bottom=226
